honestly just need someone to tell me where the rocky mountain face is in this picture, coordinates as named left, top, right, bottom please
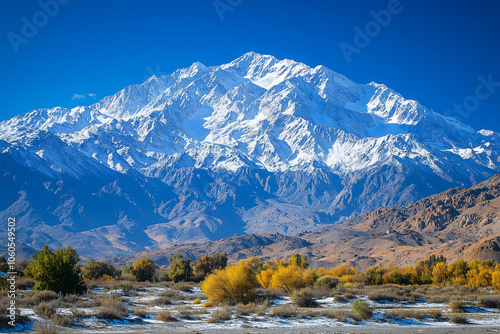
left=109, top=174, right=500, bottom=269
left=1, top=52, right=499, bottom=259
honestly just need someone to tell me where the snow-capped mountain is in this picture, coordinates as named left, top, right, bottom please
left=1, top=52, right=499, bottom=259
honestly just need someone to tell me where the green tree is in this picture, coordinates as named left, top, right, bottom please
left=0, top=256, right=9, bottom=273
left=193, top=253, right=228, bottom=277
left=168, top=254, right=193, bottom=282
left=130, top=257, right=158, bottom=282
left=82, top=259, right=117, bottom=280
left=364, top=266, right=387, bottom=285
left=288, top=254, right=309, bottom=269
left=24, top=245, right=86, bottom=295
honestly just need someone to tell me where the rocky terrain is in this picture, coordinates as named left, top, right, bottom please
left=1, top=52, right=499, bottom=259
left=110, top=174, right=500, bottom=269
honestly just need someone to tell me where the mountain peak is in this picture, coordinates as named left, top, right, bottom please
left=1, top=53, right=500, bottom=259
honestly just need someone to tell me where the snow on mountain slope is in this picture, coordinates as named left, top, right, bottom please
left=0, top=52, right=499, bottom=259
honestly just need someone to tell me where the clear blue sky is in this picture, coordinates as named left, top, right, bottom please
left=0, top=0, right=499, bottom=131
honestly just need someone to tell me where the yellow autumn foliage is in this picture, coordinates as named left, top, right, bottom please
left=201, top=263, right=258, bottom=304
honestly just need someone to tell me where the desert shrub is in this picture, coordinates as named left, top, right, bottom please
left=316, top=275, right=341, bottom=290
left=450, top=301, right=465, bottom=313
left=351, top=299, right=373, bottom=319
left=270, top=305, right=297, bottom=318
left=34, top=321, right=59, bottom=334
left=308, top=286, right=331, bottom=298
left=368, top=291, right=404, bottom=302
left=159, top=289, right=183, bottom=300
left=332, top=309, right=355, bottom=322
left=133, top=309, right=147, bottom=318
left=178, top=307, right=198, bottom=320
left=157, top=310, right=177, bottom=322
left=386, top=309, right=424, bottom=320
left=254, top=288, right=278, bottom=304
left=479, top=296, right=500, bottom=308
left=292, top=288, right=318, bottom=307
left=451, top=315, right=468, bottom=324
left=24, top=245, right=86, bottom=295
left=207, top=308, right=232, bottom=323
left=16, top=277, right=35, bottom=290
left=33, top=290, right=59, bottom=304
left=333, top=294, right=346, bottom=302
left=118, top=281, right=135, bottom=295
left=202, top=264, right=258, bottom=304
left=427, top=309, right=442, bottom=320
left=343, top=292, right=355, bottom=300
left=98, top=295, right=127, bottom=319
left=35, top=302, right=57, bottom=319
left=130, top=258, right=158, bottom=282
left=148, top=297, right=171, bottom=306
left=52, top=314, right=70, bottom=327
left=235, top=303, right=261, bottom=316
left=174, top=284, right=193, bottom=292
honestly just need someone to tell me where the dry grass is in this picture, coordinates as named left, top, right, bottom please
left=157, top=310, right=177, bottom=322
left=16, top=277, right=35, bottom=290
left=34, top=321, right=60, bottom=334
left=35, top=302, right=57, bottom=319
left=479, top=296, right=500, bottom=308
left=450, top=301, right=465, bottom=313
left=386, top=308, right=442, bottom=321
left=333, top=294, right=347, bottom=302
left=235, top=303, right=263, bottom=316
left=148, top=297, right=172, bottom=306
left=177, top=307, right=198, bottom=320
left=159, top=289, right=183, bottom=300
left=173, top=284, right=193, bottom=293
left=451, top=314, right=469, bottom=324
left=270, top=305, right=297, bottom=318
left=52, top=314, right=70, bottom=327
left=292, top=288, right=319, bottom=307
left=97, top=295, right=128, bottom=319
left=132, top=309, right=148, bottom=318
left=207, top=308, right=232, bottom=323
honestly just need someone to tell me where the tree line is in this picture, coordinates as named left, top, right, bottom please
left=3, top=245, right=500, bottom=300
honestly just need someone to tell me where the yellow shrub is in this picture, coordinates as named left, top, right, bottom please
left=492, top=270, right=500, bottom=291
left=202, top=264, right=258, bottom=304
left=270, top=266, right=314, bottom=294
left=101, top=274, right=113, bottom=281
left=257, top=268, right=275, bottom=289
left=432, top=262, right=449, bottom=285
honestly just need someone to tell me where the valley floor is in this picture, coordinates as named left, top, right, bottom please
left=6, top=282, right=500, bottom=334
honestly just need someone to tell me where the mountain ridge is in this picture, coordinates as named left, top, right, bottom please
left=0, top=52, right=499, bottom=259
left=107, top=173, right=500, bottom=269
